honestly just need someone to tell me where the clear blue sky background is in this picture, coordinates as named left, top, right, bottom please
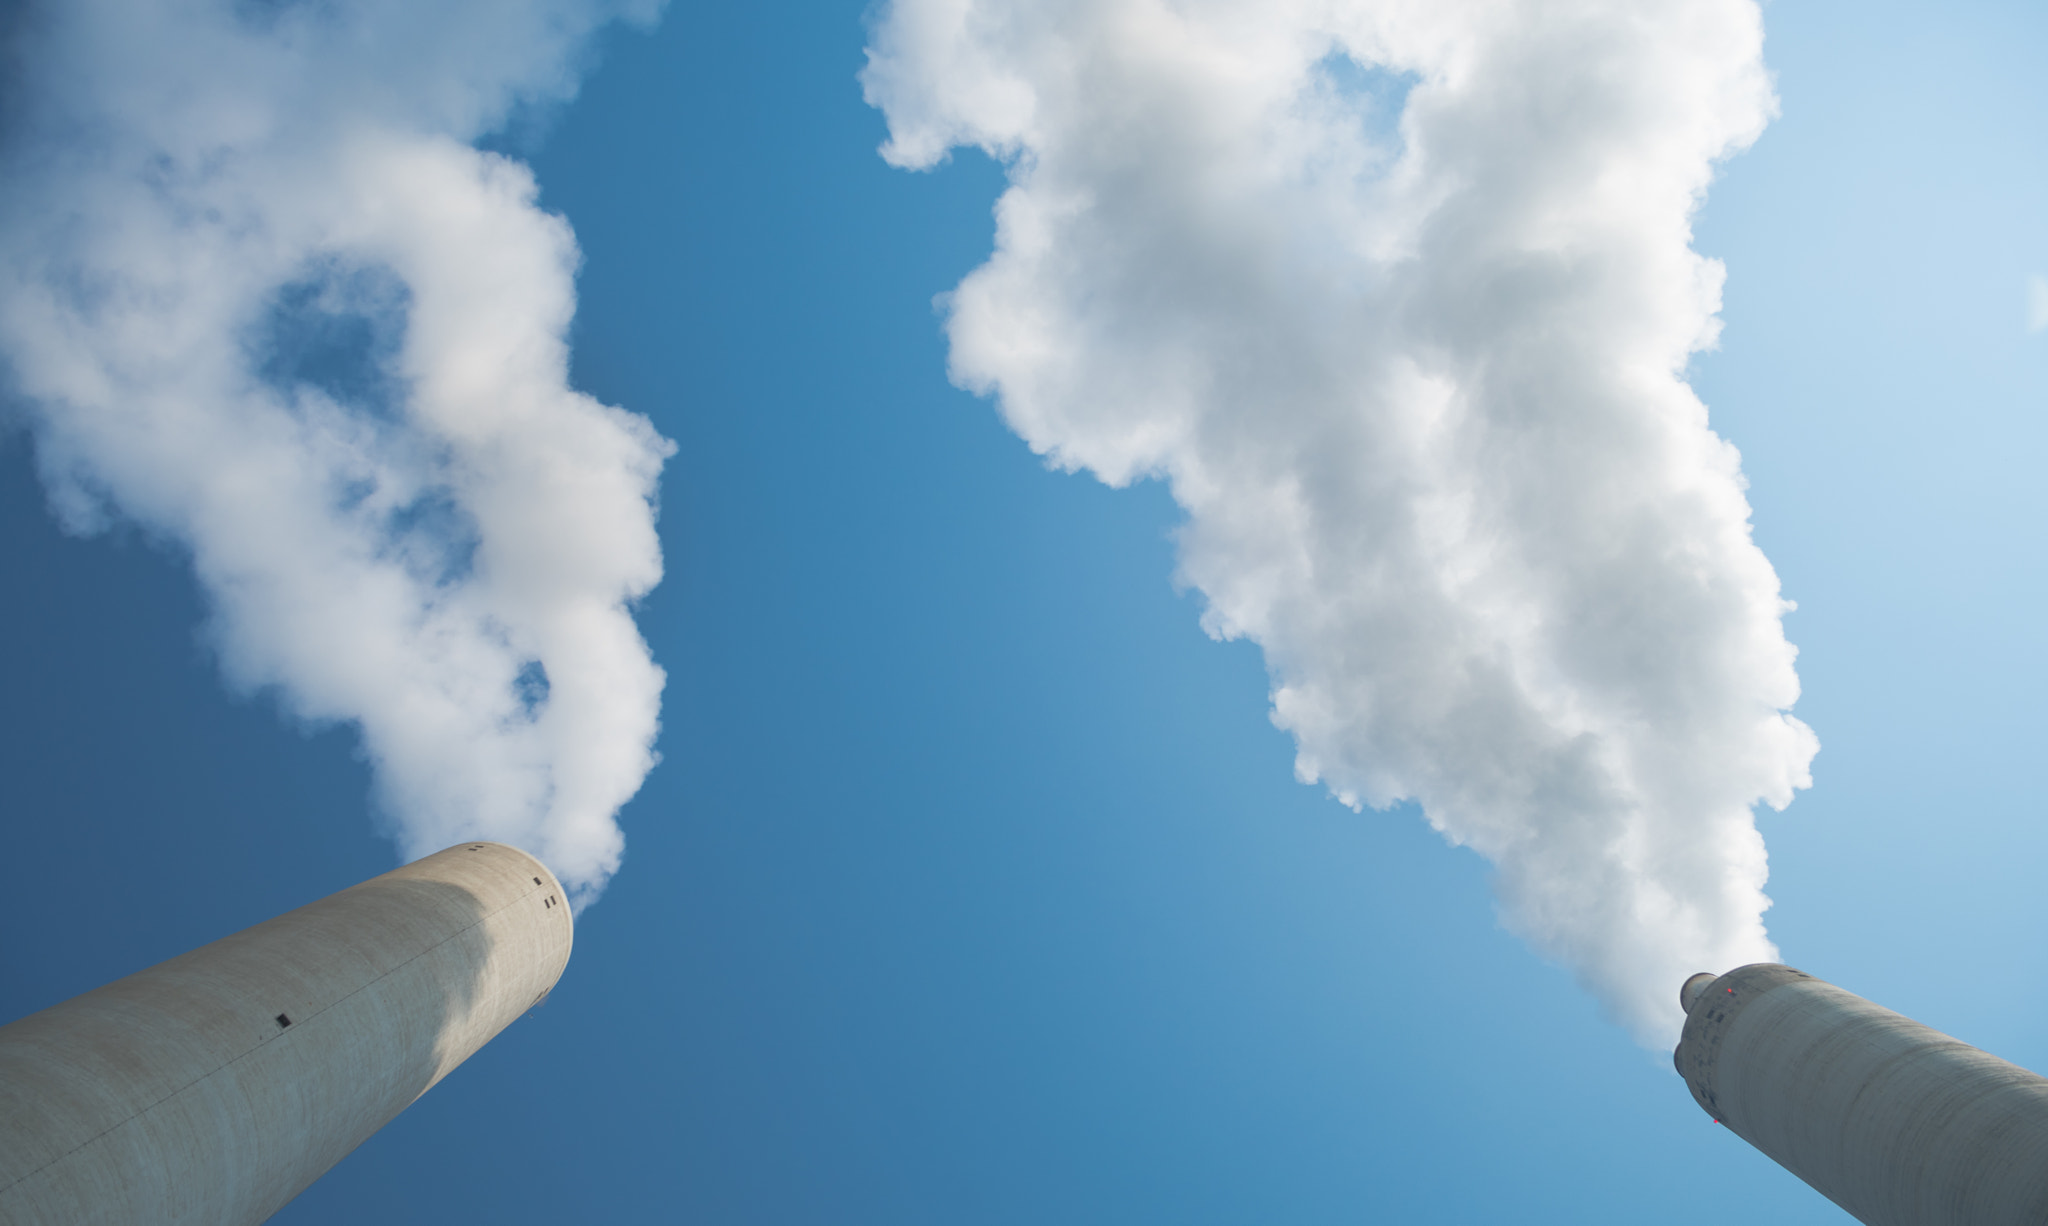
left=4, top=1, right=2046, bottom=1222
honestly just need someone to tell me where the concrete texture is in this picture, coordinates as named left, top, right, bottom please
left=0, top=842, right=572, bottom=1225
left=1676, top=963, right=2048, bottom=1226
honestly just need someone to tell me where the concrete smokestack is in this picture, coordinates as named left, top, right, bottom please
left=1675, top=963, right=2048, bottom=1225
left=0, top=842, right=572, bottom=1225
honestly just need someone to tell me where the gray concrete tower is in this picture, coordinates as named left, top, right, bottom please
left=1676, top=963, right=2048, bottom=1225
left=0, top=841, right=572, bottom=1225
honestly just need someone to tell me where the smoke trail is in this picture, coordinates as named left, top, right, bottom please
left=0, top=0, right=669, bottom=904
left=863, top=0, right=1816, bottom=1043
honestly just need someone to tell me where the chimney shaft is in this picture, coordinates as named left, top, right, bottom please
left=0, top=842, right=572, bottom=1225
left=1676, top=963, right=2048, bottom=1225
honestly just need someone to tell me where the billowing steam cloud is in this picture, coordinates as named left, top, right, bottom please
left=0, top=0, right=669, bottom=904
left=864, top=0, right=1817, bottom=1042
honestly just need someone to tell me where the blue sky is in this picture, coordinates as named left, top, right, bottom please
left=4, top=1, right=2047, bottom=1222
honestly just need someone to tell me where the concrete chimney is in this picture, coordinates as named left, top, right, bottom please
left=0, top=842, right=571, bottom=1225
left=1676, top=963, right=2048, bottom=1225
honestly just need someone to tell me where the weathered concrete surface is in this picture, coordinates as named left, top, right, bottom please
left=0, top=842, right=572, bottom=1225
left=1676, top=963, right=2048, bottom=1226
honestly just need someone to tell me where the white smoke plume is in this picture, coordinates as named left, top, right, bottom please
left=864, top=0, right=1817, bottom=1043
left=0, top=0, right=670, bottom=904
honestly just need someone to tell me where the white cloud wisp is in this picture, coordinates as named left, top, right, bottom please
left=864, top=0, right=1817, bottom=1043
left=0, top=0, right=670, bottom=904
